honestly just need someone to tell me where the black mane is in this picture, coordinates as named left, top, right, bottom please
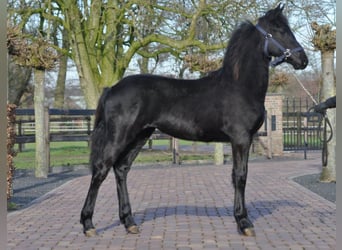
left=223, top=21, right=259, bottom=80
left=205, top=21, right=259, bottom=81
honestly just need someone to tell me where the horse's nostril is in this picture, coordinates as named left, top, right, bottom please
left=301, top=57, right=308, bottom=68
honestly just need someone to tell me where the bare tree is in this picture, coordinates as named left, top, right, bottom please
left=53, top=27, right=69, bottom=109
left=311, top=22, right=336, bottom=182
left=56, top=0, right=238, bottom=108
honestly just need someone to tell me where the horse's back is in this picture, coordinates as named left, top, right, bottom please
left=106, top=74, right=218, bottom=112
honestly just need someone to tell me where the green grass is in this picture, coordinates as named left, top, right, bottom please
left=13, top=140, right=215, bottom=170
left=7, top=202, right=19, bottom=210
left=14, top=134, right=322, bottom=170
left=14, top=142, right=90, bottom=169
left=283, top=134, right=323, bottom=148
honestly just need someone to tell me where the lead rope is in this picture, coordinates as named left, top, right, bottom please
left=291, top=68, right=333, bottom=166
left=292, top=73, right=318, bottom=105
left=306, top=107, right=332, bottom=166
left=318, top=114, right=333, bottom=166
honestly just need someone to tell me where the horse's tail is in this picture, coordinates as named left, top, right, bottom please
left=90, top=87, right=110, bottom=169
left=93, top=87, right=110, bottom=128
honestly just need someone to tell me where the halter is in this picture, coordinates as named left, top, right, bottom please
left=255, top=24, right=304, bottom=67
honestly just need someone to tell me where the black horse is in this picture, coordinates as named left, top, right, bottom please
left=80, top=4, right=308, bottom=237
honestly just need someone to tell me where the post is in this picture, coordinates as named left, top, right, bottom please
left=34, top=68, right=49, bottom=178
left=266, top=114, right=272, bottom=159
left=214, top=143, right=224, bottom=165
left=18, top=120, right=23, bottom=152
left=45, top=107, right=51, bottom=173
left=0, top=2, right=8, bottom=244
left=86, top=116, right=91, bottom=147
left=172, top=137, right=180, bottom=165
left=303, top=116, right=308, bottom=160
left=296, top=111, right=302, bottom=149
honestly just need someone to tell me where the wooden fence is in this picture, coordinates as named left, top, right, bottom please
left=15, top=108, right=271, bottom=166
left=16, top=109, right=93, bottom=144
left=15, top=108, right=182, bottom=164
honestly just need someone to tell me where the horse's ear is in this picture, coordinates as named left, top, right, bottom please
left=275, top=3, right=285, bottom=12
left=265, top=3, right=284, bottom=19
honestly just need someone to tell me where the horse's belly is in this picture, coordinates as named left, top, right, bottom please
left=154, top=118, right=230, bottom=143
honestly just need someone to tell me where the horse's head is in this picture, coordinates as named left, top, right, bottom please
left=256, top=4, right=308, bottom=69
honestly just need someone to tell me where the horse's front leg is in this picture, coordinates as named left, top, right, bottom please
left=231, top=139, right=255, bottom=236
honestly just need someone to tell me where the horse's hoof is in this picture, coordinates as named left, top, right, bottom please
left=127, top=225, right=140, bottom=234
left=242, top=227, right=256, bottom=237
left=85, top=228, right=98, bottom=237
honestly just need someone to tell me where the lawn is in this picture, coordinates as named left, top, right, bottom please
left=13, top=140, right=216, bottom=169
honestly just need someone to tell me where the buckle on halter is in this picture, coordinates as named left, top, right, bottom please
left=284, top=49, right=292, bottom=58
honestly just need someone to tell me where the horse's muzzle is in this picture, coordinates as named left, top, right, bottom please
left=291, top=51, right=308, bottom=70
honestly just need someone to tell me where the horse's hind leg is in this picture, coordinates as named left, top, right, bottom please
left=80, top=124, right=120, bottom=236
left=231, top=136, right=256, bottom=237
left=80, top=160, right=112, bottom=237
left=113, top=128, right=155, bottom=234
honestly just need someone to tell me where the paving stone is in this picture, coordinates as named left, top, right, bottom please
left=8, top=157, right=335, bottom=249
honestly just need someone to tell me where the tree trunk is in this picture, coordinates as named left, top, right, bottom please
left=71, top=34, right=100, bottom=109
left=64, top=3, right=100, bottom=108
left=53, top=28, right=69, bottom=109
left=138, top=56, right=150, bottom=74
left=34, top=69, right=49, bottom=178
left=319, top=50, right=336, bottom=182
left=53, top=59, right=67, bottom=108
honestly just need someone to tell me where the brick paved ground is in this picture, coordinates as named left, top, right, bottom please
left=7, top=157, right=336, bottom=250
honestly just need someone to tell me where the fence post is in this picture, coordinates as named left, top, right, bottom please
left=214, top=143, right=224, bottom=165
left=45, top=107, right=51, bottom=173
left=296, top=111, right=302, bottom=151
left=86, top=116, right=91, bottom=147
left=266, top=113, right=272, bottom=159
left=172, top=137, right=180, bottom=165
left=303, top=116, right=308, bottom=159
left=148, top=139, right=153, bottom=150
left=18, top=120, right=23, bottom=152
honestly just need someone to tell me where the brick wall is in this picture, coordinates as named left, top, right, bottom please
left=253, top=94, right=283, bottom=157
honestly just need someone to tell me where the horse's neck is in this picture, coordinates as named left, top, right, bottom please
left=249, top=62, right=269, bottom=102
left=221, top=54, right=269, bottom=103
